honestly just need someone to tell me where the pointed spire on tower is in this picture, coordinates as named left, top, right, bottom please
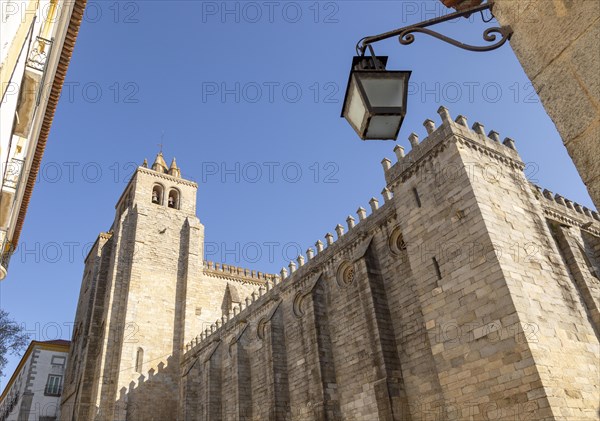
left=142, top=158, right=148, bottom=168
left=151, top=152, right=168, bottom=173
left=168, top=157, right=181, bottom=178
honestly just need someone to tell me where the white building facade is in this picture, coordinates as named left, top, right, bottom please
left=0, top=340, right=70, bottom=421
left=0, top=0, right=86, bottom=280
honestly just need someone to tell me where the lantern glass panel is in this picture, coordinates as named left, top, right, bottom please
left=357, top=72, right=408, bottom=109
left=345, top=78, right=368, bottom=134
left=365, top=115, right=402, bottom=139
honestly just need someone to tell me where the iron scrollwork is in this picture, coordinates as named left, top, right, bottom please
left=398, top=25, right=513, bottom=52
left=356, top=2, right=513, bottom=56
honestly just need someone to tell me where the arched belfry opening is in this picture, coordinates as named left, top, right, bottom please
left=168, top=189, right=180, bottom=209
left=152, top=184, right=164, bottom=205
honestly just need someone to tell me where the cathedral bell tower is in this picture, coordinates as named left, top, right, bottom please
left=61, top=152, right=205, bottom=421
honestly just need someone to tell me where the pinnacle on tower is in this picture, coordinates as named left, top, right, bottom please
left=168, top=157, right=181, bottom=178
left=151, top=152, right=168, bottom=173
left=142, top=158, right=148, bottom=168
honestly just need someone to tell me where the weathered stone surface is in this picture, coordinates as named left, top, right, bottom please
left=493, top=0, right=600, bottom=208
left=566, top=121, right=600, bottom=202
left=570, top=21, right=600, bottom=105
left=533, top=53, right=598, bottom=142
left=493, top=0, right=600, bottom=78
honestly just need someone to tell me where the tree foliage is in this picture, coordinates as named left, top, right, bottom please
left=0, top=309, right=29, bottom=378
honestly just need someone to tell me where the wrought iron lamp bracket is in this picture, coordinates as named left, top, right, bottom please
left=357, top=2, right=513, bottom=56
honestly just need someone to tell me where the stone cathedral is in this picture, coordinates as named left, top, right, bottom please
left=60, top=107, right=600, bottom=421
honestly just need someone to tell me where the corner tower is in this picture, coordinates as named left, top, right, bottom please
left=61, top=153, right=206, bottom=421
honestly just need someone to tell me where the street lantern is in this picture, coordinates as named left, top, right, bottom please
left=341, top=56, right=411, bottom=140
left=342, top=2, right=512, bottom=141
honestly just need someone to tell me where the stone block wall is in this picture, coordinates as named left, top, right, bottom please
left=182, top=107, right=600, bottom=420
left=492, top=0, right=600, bottom=208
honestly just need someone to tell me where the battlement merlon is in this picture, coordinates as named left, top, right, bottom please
left=381, top=106, right=598, bottom=226
left=531, top=183, right=600, bottom=233
left=202, top=260, right=276, bottom=285
left=383, top=106, right=524, bottom=188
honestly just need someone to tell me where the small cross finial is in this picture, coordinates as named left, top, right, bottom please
left=158, top=131, right=165, bottom=153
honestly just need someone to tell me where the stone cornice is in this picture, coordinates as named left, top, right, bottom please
left=455, top=133, right=525, bottom=171
left=137, top=167, right=198, bottom=187
left=531, top=183, right=600, bottom=235
left=542, top=208, right=597, bottom=232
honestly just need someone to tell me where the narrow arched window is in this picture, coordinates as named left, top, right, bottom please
left=168, top=189, right=180, bottom=209
left=135, top=347, right=144, bottom=373
left=152, top=185, right=163, bottom=205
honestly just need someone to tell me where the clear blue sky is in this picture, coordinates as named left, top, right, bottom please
left=1, top=1, right=594, bottom=387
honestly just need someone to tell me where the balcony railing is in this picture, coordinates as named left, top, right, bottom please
left=26, top=36, right=53, bottom=72
left=25, top=36, right=54, bottom=105
left=0, top=232, right=15, bottom=275
left=2, top=158, right=25, bottom=191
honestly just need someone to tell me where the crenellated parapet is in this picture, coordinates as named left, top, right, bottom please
left=383, top=106, right=524, bottom=187
left=174, top=104, right=600, bottom=419
left=187, top=106, right=600, bottom=354
left=185, top=188, right=398, bottom=354
left=202, top=261, right=274, bottom=285
left=186, top=106, right=600, bottom=356
left=531, top=183, right=600, bottom=234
